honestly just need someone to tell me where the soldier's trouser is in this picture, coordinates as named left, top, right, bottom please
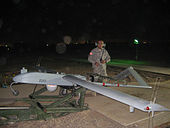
left=93, top=66, right=107, bottom=77
left=93, top=69, right=107, bottom=82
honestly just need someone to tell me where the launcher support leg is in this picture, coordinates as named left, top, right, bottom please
left=29, top=86, right=47, bottom=98
left=78, top=88, right=86, bottom=108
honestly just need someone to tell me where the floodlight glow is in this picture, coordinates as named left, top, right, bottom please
left=133, top=39, right=139, bottom=45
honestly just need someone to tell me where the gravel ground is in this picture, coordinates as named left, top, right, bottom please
left=0, top=110, right=128, bottom=128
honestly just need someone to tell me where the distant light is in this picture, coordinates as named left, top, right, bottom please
left=133, top=39, right=139, bottom=45
left=46, top=44, right=49, bottom=47
left=143, top=41, right=147, bottom=44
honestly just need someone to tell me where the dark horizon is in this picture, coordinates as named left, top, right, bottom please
left=0, top=0, right=170, bottom=43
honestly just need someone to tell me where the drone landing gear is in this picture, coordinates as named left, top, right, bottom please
left=59, top=87, right=68, bottom=96
left=0, top=86, right=88, bottom=125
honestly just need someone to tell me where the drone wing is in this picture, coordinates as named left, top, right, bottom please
left=63, top=75, right=170, bottom=114
left=91, top=82, right=152, bottom=88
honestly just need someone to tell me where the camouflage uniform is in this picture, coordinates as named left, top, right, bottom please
left=88, top=47, right=111, bottom=76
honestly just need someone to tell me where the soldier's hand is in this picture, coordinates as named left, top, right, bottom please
left=100, top=60, right=106, bottom=64
left=95, top=62, right=99, bottom=67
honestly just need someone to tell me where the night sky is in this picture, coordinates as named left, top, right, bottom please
left=0, top=0, right=170, bottom=43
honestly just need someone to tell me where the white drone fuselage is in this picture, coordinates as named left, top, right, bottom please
left=13, top=72, right=86, bottom=92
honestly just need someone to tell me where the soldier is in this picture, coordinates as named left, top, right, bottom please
left=88, top=40, right=111, bottom=80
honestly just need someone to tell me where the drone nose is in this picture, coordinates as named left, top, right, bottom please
left=13, top=75, right=22, bottom=82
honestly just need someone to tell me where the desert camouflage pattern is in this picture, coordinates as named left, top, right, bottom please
left=88, top=47, right=111, bottom=76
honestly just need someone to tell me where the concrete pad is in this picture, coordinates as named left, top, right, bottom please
left=85, top=95, right=146, bottom=125
left=85, top=83, right=170, bottom=128
left=85, top=94, right=170, bottom=128
left=0, top=98, right=16, bottom=105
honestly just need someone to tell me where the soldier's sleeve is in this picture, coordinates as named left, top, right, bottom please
left=88, top=50, right=95, bottom=64
left=105, top=50, right=111, bottom=63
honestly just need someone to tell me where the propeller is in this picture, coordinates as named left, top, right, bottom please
left=148, top=77, right=161, bottom=128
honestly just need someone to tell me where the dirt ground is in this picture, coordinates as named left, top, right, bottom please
left=0, top=110, right=128, bottom=128
left=0, top=56, right=170, bottom=128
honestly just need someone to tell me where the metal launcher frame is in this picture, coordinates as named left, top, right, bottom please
left=0, top=86, right=88, bottom=125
